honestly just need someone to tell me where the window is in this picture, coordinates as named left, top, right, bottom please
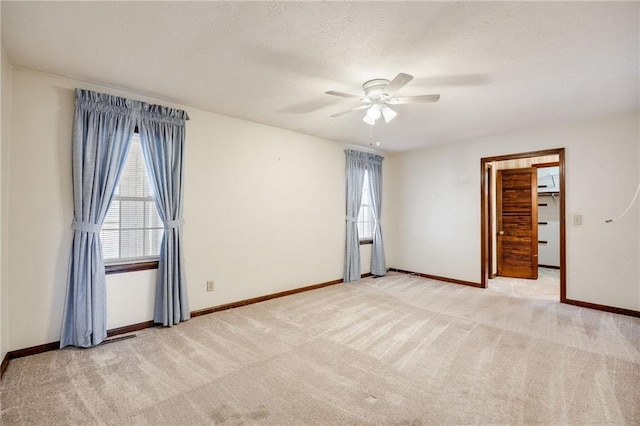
left=358, top=169, right=374, bottom=243
left=101, top=134, right=163, bottom=265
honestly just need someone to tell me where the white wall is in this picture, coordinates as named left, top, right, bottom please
left=0, top=41, right=10, bottom=362
left=7, top=67, right=389, bottom=349
left=387, top=141, right=482, bottom=282
left=390, top=111, right=640, bottom=310
left=182, top=107, right=344, bottom=311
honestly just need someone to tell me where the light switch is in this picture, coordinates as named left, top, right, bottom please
left=573, top=214, right=583, bottom=226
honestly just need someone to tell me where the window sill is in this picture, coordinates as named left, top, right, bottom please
left=105, top=260, right=159, bottom=275
left=359, top=239, right=373, bottom=245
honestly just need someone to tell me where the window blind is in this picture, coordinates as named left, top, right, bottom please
left=358, top=169, right=374, bottom=240
left=101, top=134, right=163, bottom=263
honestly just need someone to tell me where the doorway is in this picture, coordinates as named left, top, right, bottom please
left=481, top=148, right=566, bottom=301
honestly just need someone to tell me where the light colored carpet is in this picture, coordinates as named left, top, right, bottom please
left=1, top=271, right=639, bottom=425
left=489, top=267, right=560, bottom=301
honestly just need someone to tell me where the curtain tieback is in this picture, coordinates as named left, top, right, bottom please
left=164, top=218, right=184, bottom=229
left=71, top=221, right=101, bottom=233
left=345, top=216, right=357, bottom=223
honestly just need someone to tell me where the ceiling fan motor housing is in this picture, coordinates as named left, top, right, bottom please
left=362, top=79, right=390, bottom=101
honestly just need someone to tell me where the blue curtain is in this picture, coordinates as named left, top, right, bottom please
left=61, top=89, right=190, bottom=347
left=343, top=150, right=367, bottom=282
left=367, top=158, right=387, bottom=276
left=60, top=90, right=136, bottom=348
left=138, top=104, right=190, bottom=326
left=343, top=150, right=386, bottom=282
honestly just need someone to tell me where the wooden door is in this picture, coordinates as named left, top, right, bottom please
left=497, top=168, right=538, bottom=279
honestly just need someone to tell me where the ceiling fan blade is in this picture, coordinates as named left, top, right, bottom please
left=385, top=73, right=414, bottom=96
left=325, top=90, right=361, bottom=99
left=330, top=104, right=370, bottom=118
left=391, top=94, right=441, bottom=104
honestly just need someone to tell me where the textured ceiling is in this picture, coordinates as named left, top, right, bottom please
left=2, top=1, right=638, bottom=152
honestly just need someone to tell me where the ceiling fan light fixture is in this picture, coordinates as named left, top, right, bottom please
left=381, top=105, right=397, bottom=123
left=366, top=103, right=382, bottom=120
left=363, top=103, right=382, bottom=125
left=363, top=113, right=377, bottom=125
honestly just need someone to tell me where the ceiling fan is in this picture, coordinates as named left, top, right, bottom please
left=326, top=73, right=440, bottom=125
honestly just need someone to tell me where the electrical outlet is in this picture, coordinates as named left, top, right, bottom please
left=573, top=214, right=583, bottom=226
left=206, top=280, right=214, bottom=292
